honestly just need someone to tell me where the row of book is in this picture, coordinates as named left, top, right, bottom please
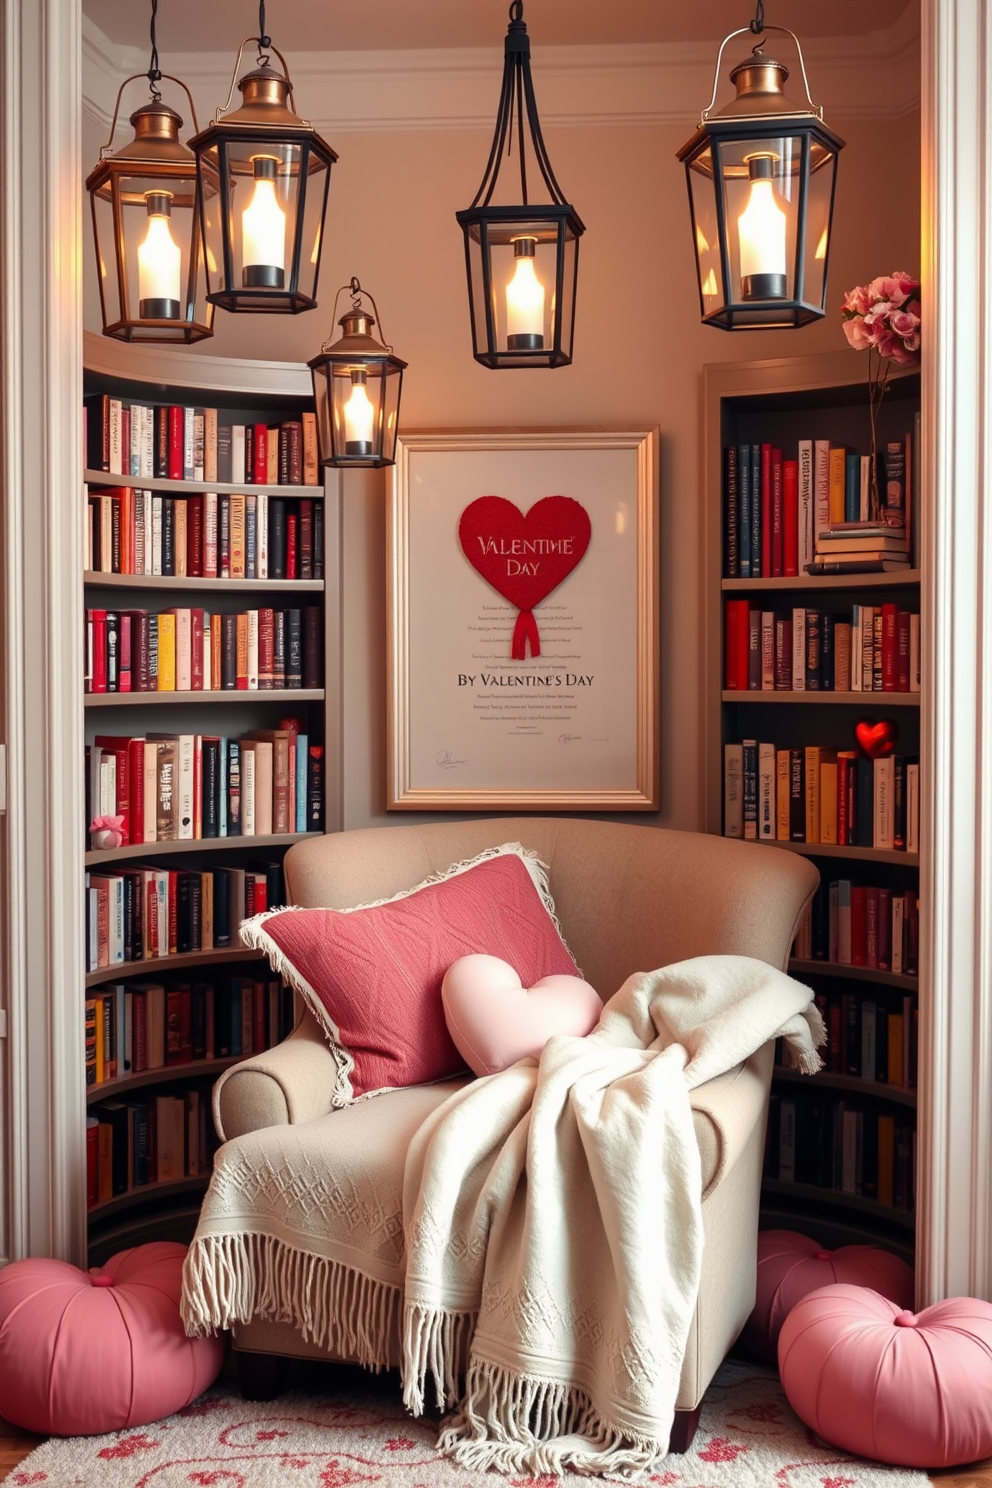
left=86, top=861, right=282, bottom=971
left=87, top=1087, right=217, bottom=1206
left=724, top=743, right=919, bottom=851
left=86, top=973, right=295, bottom=1087
left=85, top=394, right=320, bottom=487
left=84, top=606, right=322, bottom=694
left=87, top=727, right=323, bottom=849
left=794, top=881, right=920, bottom=975
left=767, top=1091, right=916, bottom=1211
left=723, top=430, right=915, bottom=579
left=792, top=989, right=919, bottom=1087
left=724, top=601, right=921, bottom=694
left=87, top=488, right=323, bottom=581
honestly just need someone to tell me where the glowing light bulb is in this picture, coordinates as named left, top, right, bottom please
left=737, top=156, right=787, bottom=300
left=242, top=156, right=286, bottom=289
left=505, top=237, right=545, bottom=350
left=344, top=371, right=375, bottom=457
left=137, top=192, right=181, bottom=318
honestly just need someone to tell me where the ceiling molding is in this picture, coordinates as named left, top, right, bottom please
left=82, top=11, right=920, bottom=138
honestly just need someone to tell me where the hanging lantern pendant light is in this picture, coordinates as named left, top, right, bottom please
left=308, top=278, right=407, bottom=469
left=456, top=0, right=584, bottom=369
left=677, top=3, right=844, bottom=330
left=85, top=0, right=213, bottom=343
left=190, top=0, right=338, bottom=314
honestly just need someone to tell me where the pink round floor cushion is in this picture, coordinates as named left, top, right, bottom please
left=0, top=1240, right=224, bottom=1435
left=779, top=1283, right=992, bottom=1468
left=741, top=1229, right=914, bottom=1363
left=442, top=953, right=603, bottom=1075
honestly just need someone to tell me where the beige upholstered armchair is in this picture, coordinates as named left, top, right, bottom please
left=209, top=818, right=818, bottom=1450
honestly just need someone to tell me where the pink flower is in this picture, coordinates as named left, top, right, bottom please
left=842, top=317, right=873, bottom=351
left=841, top=285, right=871, bottom=315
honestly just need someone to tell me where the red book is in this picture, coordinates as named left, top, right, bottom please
left=773, top=613, right=792, bottom=690
left=881, top=603, right=898, bottom=691
left=91, top=609, right=108, bottom=693
left=300, top=498, right=314, bottom=580
left=771, top=448, right=783, bottom=576
left=782, top=458, right=799, bottom=576
left=167, top=870, right=178, bottom=955
left=897, top=609, right=911, bottom=691
left=850, top=885, right=867, bottom=966
left=286, top=513, right=298, bottom=580
left=190, top=609, right=204, bottom=690
left=724, top=599, right=750, bottom=690
left=760, top=443, right=773, bottom=579
left=865, top=886, right=879, bottom=967
left=837, top=755, right=849, bottom=844
left=187, top=494, right=203, bottom=577
left=258, top=607, right=275, bottom=689
left=193, top=736, right=203, bottom=838
left=168, top=405, right=184, bottom=481
left=253, top=424, right=268, bottom=484
left=878, top=887, right=893, bottom=970
left=118, top=612, right=132, bottom=693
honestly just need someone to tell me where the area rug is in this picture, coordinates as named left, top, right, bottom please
left=4, top=1358, right=930, bottom=1488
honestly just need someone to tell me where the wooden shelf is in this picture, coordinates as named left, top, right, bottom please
left=86, top=945, right=263, bottom=988
left=86, top=830, right=318, bottom=867
left=84, top=688, right=324, bottom=706
left=761, top=1178, right=915, bottom=1230
left=745, top=839, right=918, bottom=867
left=84, top=571, right=324, bottom=593
left=722, top=690, right=920, bottom=706
left=85, top=469, right=324, bottom=499
left=789, top=957, right=918, bottom=990
left=723, top=570, right=921, bottom=592
left=772, top=1065, right=917, bottom=1108
left=87, top=1175, right=211, bottom=1222
left=87, top=1056, right=241, bottom=1105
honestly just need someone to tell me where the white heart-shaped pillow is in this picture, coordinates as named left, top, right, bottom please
left=441, top=953, right=602, bottom=1076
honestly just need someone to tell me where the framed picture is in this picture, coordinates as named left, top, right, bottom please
left=387, top=428, right=659, bottom=810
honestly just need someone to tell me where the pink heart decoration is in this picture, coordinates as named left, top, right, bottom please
left=441, top=953, right=602, bottom=1077
left=458, top=495, right=591, bottom=659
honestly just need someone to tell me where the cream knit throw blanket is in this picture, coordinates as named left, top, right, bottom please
left=183, top=955, right=822, bottom=1477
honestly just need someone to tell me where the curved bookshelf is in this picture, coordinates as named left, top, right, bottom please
left=86, top=945, right=264, bottom=989
left=87, top=1056, right=242, bottom=1105
left=723, top=571, right=921, bottom=593
left=84, top=571, right=324, bottom=594
left=789, top=957, right=917, bottom=990
left=772, top=1065, right=917, bottom=1109
left=87, top=1176, right=212, bottom=1223
left=85, top=468, right=324, bottom=499
left=85, top=688, right=324, bottom=707
left=761, top=1178, right=915, bottom=1231
left=752, top=840, right=918, bottom=867
left=85, top=830, right=317, bottom=868
left=723, top=690, right=920, bottom=707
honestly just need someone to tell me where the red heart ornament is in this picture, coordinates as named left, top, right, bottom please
left=458, top=495, right=591, bottom=659
left=855, top=717, right=899, bottom=759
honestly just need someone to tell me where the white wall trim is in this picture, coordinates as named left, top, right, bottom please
left=82, top=10, right=921, bottom=138
left=1, top=0, right=86, bottom=1264
left=917, top=0, right=992, bottom=1303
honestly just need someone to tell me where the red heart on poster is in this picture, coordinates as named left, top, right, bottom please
left=855, top=717, right=899, bottom=759
left=458, top=495, right=592, bottom=659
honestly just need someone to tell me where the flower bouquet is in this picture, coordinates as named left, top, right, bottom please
left=841, top=271, right=921, bottom=522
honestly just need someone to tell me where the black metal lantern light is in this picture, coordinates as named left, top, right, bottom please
left=676, top=6, right=844, bottom=330
left=189, top=2, right=337, bottom=314
left=456, top=1, right=584, bottom=369
left=85, top=0, right=213, bottom=343
left=308, top=279, right=407, bottom=468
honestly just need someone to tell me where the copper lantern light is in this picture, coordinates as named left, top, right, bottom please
left=308, top=279, right=407, bottom=468
left=677, top=7, right=844, bottom=330
left=190, top=3, right=337, bottom=314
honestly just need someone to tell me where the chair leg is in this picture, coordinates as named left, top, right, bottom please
left=236, top=1349, right=284, bottom=1401
left=668, top=1404, right=702, bottom=1454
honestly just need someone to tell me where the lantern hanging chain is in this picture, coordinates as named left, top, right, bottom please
left=147, top=0, right=162, bottom=99
left=750, top=0, right=764, bottom=35
left=257, top=0, right=271, bottom=63
left=349, top=276, right=363, bottom=311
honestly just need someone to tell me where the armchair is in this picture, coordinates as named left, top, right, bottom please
left=206, top=818, right=817, bottom=1449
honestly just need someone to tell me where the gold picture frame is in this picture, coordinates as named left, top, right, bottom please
left=387, top=428, right=659, bottom=810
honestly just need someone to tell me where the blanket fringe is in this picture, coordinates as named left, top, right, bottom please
left=402, top=1303, right=476, bottom=1415
left=436, top=1356, right=668, bottom=1479
left=181, top=1232, right=400, bottom=1371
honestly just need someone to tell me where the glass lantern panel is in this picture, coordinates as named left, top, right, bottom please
left=553, top=226, right=579, bottom=366
left=800, top=145, right=838, bottom=314
left=195, top=145, right=226, bottom=301
left=311, top=362, right=334, bottom=465
left=209, top=136, right=312, bottom=310
left=91, top=185, right=123, bottom=332
left=686, top=149, right=725, bottom=312
left=113, top=167, right=209, bottom=341
left=462, top=224, right=493, bottom=363
left=379, top=366, right=402, bottom=465
left=296, top=149, right=330, bottom=305
left=329, top=361, right=388, bottom=464
left=717, top=134, right=804, bottom=307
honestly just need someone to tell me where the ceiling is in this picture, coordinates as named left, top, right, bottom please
left=82, top=0, right=915, bottom=53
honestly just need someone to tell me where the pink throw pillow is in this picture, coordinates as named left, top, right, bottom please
left=442, top=953, right=602, bottom=1075
left=241, top=846, right=579, bottom=1103
left=779, top=1283, right=992, bottom=1468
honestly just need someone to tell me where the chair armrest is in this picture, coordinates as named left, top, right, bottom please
left=689, top=1041, right=774, bottom=1198
left=213, top=1013, right=339, bottom=1141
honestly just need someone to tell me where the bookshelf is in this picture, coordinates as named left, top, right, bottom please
left=82, top=331, right=341, bottom=1266
left=705, top=350, right=921, bottom=1264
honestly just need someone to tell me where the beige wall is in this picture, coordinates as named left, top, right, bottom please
left=82, top=110, right=921, bottom=833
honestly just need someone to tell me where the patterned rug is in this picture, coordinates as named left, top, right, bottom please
left=5, top=1357, right=930, bottom=1488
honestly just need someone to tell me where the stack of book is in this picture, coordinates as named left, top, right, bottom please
left=810, top=522, right=911, bottom=576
